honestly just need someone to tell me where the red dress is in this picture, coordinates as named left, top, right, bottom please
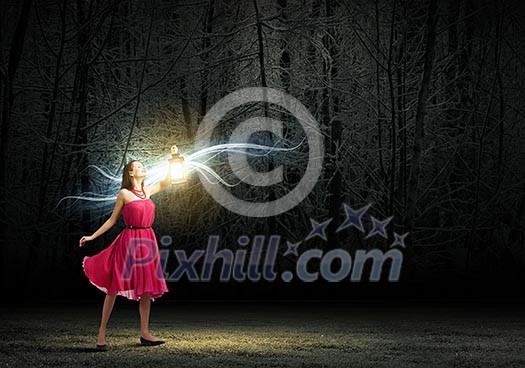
left=82, top=198, right=169, bottom=301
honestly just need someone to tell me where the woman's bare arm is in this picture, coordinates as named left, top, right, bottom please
left=147, top=168, right=172, bottom=197
left=79, top=190, right=125, bottom=247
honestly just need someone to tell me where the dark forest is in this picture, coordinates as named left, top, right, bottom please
left=1, top=0, right=525, bottom=302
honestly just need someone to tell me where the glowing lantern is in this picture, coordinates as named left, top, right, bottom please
left=169, top=145, right=186, bottom=184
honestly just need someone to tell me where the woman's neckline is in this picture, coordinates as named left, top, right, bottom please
left=123, top=198, right=152, bottom=206
left=129, top=187, right=147, bottom=199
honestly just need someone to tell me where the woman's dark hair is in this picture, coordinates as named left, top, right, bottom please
left=121, top=160, right=144, bottom=190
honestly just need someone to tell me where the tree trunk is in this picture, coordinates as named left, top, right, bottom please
left=0, top=0, right=34, bottom=292
left=323, top=0, right=342, bottom=250
left=405, top=0, right=438, bottom=238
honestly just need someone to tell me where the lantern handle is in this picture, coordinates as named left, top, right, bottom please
left=170, top=145, right=178, bottom=156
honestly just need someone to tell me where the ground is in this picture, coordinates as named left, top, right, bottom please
left=1, top=300, right=524, bottom=367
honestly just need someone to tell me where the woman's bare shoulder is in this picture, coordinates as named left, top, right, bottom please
left=117, top=188, right=131, bottom=201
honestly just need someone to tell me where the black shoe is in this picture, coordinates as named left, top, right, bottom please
left=96, top=344, right=107, bottom=351
left=140, top=336, right=165, bottom=346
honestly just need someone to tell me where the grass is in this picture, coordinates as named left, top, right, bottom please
left=1, top=300, right=524, bottom=367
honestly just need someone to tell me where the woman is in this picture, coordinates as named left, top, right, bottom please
left=79, top=160, right=171, bottom=351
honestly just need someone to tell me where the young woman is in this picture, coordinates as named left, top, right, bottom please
left=79, top=160, right=171, bottom=351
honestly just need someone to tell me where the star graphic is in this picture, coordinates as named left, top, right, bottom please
left=389, top=232, right=409, bottom=248
left=365, top=215, right=393, bottom=239
left=305, top=218, right=333, bottom=241
left=283, top=241, right=301, bottom=257
left=336, top=203, right=372, bottom=233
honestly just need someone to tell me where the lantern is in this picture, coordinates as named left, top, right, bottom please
left=169, top=145, right=186, bottom=184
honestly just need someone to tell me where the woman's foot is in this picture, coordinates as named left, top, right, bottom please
left=140, top=332, right=165, bottom=345
left=140, top=332, right=161, bottom=342
left=95, top=344, right=107, bottom=351
left=97, top=328, right=107, bottom=346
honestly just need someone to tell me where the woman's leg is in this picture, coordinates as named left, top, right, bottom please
left=139, top=293, right=161, bottom=340
left=97, top=294, right=117, bottom=345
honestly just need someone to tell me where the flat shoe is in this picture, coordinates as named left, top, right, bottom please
left=96, top=344, right=107, bottom=351
left=140, top=336, right=165, bottom=346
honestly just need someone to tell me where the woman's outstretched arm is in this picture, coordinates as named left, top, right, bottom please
left=147, top=168, right=172, bottom=197
left=79, top=190, right=125, bottom=247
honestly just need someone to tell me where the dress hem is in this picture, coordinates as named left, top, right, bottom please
left=82, top=256, right=169, bottom=302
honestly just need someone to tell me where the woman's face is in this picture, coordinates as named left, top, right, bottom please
left=129, top=161, right=147, bottom=179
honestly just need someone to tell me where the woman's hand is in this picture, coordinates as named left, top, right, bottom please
left=79, top=235, right=94, bottom=247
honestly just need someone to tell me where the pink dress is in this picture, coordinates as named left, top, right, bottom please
left=82, top=198, right=169, bottom=301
